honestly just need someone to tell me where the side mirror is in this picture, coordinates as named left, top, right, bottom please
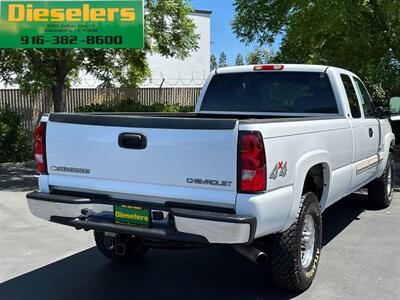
left=376, top=106, right=390, bottom=118
left=390, top=97, right=400, bottom=115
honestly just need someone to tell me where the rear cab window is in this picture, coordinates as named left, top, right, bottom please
left=353, top=77, right=376, bottom=118
left=340, top=74, right=361, bottom=118
left=200, top=72, right=339, bottom=114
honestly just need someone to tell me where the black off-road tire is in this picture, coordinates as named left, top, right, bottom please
left=368, top=152, right=395, bottom=209
left=94, top=231, right=148, bottom=263
left=268, top=192, right=322, bottom=291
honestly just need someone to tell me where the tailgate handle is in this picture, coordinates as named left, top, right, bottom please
left=118, top=133, right=147, bottom=150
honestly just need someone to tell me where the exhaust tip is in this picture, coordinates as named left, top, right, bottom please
left=255, top=252, right=268, bottom=265
left=233, top=244, right=268, bottom=265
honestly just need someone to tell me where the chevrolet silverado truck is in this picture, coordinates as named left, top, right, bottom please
left=27, top=64, right=395, bottom=291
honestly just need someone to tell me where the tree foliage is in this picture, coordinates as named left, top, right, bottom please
left=233, top=0, right=400, bottom=104
left=235, top=53, right=244, bottom=66
left=218, top=52, right=228, bottom=68
left=246, top=48, right=272, bottom=65
left=0, top=107, right=31, bottom=163
left=0, top=0, right=199, bottom=111
left=210, top=54, right=218, bottom=71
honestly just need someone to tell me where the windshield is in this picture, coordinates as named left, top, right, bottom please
left=201, top=72, right=338, bottom=114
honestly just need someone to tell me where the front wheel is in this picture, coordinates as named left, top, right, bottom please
left=268, top=192, right=322, bottom=291
left=368, top=152, right=395, bottom=209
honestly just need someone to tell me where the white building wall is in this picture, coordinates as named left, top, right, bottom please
left=142, top=11, right=211, bottom=88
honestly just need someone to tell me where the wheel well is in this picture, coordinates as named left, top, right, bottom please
left=303, top=164, right=325, bottom=202
left=390, top=140, right=395, bottom=152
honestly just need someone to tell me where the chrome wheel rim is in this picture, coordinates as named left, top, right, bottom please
left=387, top=166, right=393, bottom=197
left=301, top=214, right=315, bottom=268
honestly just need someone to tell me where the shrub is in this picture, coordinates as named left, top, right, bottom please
left=0, top=108, right=32, bottom=163
left=75, top=99, right=194, bottom=113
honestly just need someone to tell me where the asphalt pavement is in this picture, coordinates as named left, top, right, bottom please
left=0, top=163, right=399, bottom=300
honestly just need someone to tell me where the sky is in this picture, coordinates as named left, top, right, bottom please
left=191, top=0, right=282, bottom=65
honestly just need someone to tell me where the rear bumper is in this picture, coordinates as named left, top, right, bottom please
left=26, top=192, right=256, bottom=245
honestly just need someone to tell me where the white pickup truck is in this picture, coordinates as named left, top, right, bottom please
left=27, top=64, right=395, bottom=291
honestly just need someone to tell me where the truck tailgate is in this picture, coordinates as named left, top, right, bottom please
left=45, top=114, right=239, bottom=208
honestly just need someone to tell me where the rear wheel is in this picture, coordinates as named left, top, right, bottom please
left=94, top=231, right=148, bottom=263
left=267, top=192, right=322, bottom=291
left=368, top=152, right=395, bottom=209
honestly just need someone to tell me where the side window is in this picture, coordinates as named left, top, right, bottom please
left=341, top=74, right=361, bottom=118
left=353, top=77, right=376, bottom=118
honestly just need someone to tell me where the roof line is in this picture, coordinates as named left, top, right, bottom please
left=193, top=9, right=212, bottom=15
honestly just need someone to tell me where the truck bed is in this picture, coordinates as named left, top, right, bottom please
left=49, top=112, right=341, bottom=129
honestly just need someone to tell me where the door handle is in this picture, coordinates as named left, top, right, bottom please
left=369, top=128, right=374, bottom=138
left=118, top=133, right=147, bottom=149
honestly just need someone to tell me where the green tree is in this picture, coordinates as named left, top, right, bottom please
left=232, top=0, right=400, bottom=104
left=235, top=53, right=244, bottom=66
left=0, top=0, right=199, bottom=112
left=210, top=54, right=218, bottom=71
left=246, top=48, right=272, bottom=65
left=218, top=52, right=228, bottom=68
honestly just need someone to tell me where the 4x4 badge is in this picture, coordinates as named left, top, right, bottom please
left=269, top=161, right=287, bottom=180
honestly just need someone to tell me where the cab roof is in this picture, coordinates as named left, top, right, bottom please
left=215, top=64, right=354, bottom=75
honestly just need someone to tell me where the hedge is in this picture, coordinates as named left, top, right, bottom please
left=75, top=99, right=195, bottom=113
left=0, top=108, right=32, bottom=163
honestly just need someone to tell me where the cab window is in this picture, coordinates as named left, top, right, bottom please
left=353, top=77, right=376, bottom=118
left=201, top=72, right=338, bottom=113
left=341, top=74, right=361, bottom=118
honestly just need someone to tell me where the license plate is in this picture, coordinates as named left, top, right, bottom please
left=114, top=205, right=150, bottom=227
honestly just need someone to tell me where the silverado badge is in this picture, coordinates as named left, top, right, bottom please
left=50, top=166, right=91, bottom=175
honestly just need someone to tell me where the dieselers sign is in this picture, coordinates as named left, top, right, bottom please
left=0, top=0, right=144, bottom=48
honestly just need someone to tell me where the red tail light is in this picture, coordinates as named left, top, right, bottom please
left=34, top=122, right=47, bottom=174
left=238, top=131, right=266, bottom=193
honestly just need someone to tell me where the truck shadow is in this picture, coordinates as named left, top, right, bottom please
left=322, top=192, right=372, bottom=246
left=0, top=247, right=296, bottom=300
left=0, top=162, right=37, bottom=192
left=0, top=193, right=374, bottom=300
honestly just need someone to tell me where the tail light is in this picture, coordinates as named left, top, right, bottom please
left=34, top=122, right=47, bottom=174
left=238, top=131, right=266, bottom=193
left=253, top=65, right=284, bottom=71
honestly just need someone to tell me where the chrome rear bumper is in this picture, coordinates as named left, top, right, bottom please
left=27, top=192, right=256, bottom=245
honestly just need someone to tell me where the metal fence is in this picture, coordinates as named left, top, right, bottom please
left=0, top=87, right=201, bottom=132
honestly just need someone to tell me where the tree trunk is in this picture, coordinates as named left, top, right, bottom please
left=52, top=81, right=65, bottom=112
left=51, top=49, right=70, bottom=112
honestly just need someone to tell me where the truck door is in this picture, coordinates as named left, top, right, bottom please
left=353, top=76, right=380, bottom=178
left=340, top=74, right=372, bottom=188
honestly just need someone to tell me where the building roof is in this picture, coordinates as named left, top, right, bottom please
left=193, top=9, right=212, bottom=15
